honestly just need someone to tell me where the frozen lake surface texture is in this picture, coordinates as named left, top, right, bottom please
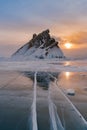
left=0, top=60, right=87, bottom=130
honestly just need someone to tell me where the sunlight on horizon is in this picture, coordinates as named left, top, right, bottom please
left=64, top=42, right=73, bottom=49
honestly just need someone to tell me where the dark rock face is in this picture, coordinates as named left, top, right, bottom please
left=28, top=29, right=58, bottom=48
left=12, top=29, right=65, bottom=59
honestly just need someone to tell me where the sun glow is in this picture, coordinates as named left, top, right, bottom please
left=64, top=42, right=72, bottom=49
left=65, top=72, right=71, bottom=79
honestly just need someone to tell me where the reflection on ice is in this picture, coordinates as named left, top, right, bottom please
left=64, top=61, right=70, bottom=66
left=23, top=71, right=60, bottom=89
left=0, top=70, right=87, bottom=130
left=65, top=72, right=71, bottom=79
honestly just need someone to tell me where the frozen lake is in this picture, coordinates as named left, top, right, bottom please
left=0, top=68, right=87, bottom=130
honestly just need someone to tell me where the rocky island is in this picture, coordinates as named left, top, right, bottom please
left=12, top=29, right=65, bottom=60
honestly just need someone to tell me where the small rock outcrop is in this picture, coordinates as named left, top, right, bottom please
left=12, top=29, right=65, bottom=59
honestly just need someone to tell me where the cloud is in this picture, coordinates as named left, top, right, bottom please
left=0, top=0, right=87, bottom=31
left=65, top=32, right=87, bottom=44
left=53, top=31, right=87, bottom=50
left=0, top=0, right=87, bottom=58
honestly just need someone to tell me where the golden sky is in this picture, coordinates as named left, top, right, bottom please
left=0, top=0, right=87, bottom=59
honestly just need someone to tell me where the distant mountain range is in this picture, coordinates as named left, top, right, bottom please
left=12, top=29, right=65, bottom=60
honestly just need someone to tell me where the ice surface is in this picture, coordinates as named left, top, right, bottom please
left=48, top=87, right=64, bottom=130
left=29, top=72, right=38, bottom=130
left=0, top=60, right=87, bottom=72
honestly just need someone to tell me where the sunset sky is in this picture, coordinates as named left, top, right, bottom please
left=0, top=0, right=87, bottom=58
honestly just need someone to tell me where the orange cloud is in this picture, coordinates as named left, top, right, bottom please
left=64, top=31, right=87, bottom=45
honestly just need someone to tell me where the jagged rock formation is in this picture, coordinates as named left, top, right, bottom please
left=12, top=29, right=65, bottom=60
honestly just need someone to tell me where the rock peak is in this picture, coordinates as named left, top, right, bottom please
left=12, top=29, right=65, bottom=59
left=29, top=29, right=58, bottom=48
left=41, top=29, right=50, bottom=34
